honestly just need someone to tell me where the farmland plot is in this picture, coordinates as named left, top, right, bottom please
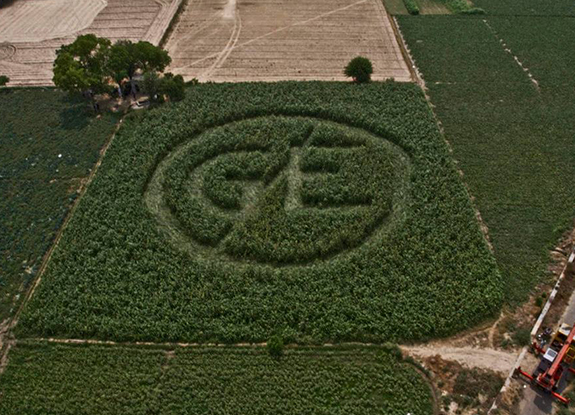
left=0, top=343, right=433, bottom=415
left=18, top=82, right=502, bottom=343
left=0, top=0, right=182, bottom=86
left=398, top=15, right=575, bottom=303
left=0, top=89, right=120, bottom=323
left=165, top=0, right=412, bottom=82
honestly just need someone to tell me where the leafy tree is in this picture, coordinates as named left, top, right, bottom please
left=108, top=40, right=171, bottom=96
left=160, top=73, right=186, bottom=102
left=344, top=56, right=374, bottom=83
left=53, top=34, right=112, bottom=110
left=0, top=75, right=9, bottom=87
left=142, top=71, right=162, bottom=102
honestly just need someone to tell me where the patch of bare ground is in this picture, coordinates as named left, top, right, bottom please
left=409, top=354, right=505, bottom=415
left=164, top=0, right=412, bottom=82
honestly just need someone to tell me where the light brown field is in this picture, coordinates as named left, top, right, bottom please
left=165, top=0, right=413, bottom=82
left=0, top=0, right=182, bottom=86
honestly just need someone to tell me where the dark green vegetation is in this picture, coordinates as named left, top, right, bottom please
left=344, top=56, right=373, bottom=83
left=160, top=116, right=406, bottom=263
left=53, top=35, right=173, bottom=106
left=0, top=75, right=9, bottom=86
left=403, top=0, right=420, bottom=15
left=398, top=11, right=575, bottom=303
left=0, top=343, right=433, bottom=415
left=473, top=0, right=575, bottom=16
left=0, top=89, right=119, bottom=321
left=18, top=82, right=502, bottom=343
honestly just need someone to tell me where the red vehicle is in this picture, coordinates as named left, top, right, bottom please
left=515, top=323, right=575, bottom=405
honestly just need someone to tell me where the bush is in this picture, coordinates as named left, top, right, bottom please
left=403, top=0, right=420, bottom=15
left=344, top=57, right=373, bottom=83
left=267, top=335, right=284, bottom=358
left=512, top=327, right=532, bottom=346
left=0, top=75, right=9, bottom=87
left=161, top=73, right=186, bottom=102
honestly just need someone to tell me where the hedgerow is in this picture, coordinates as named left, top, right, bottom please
left=18, top=82, right=502, bottom=343
left=0, top=343, right=434, bottom=415
left=403, top=0, right=420, bottom=15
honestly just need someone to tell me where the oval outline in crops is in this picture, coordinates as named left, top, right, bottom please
left=144, top=116, right=412, bottom=266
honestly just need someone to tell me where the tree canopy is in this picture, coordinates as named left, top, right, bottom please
left=53, top=35, right=173, bottom=103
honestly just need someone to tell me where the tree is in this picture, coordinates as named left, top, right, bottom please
left=344, top=56, right=373, bottom=83
left=142, top=72, right=186, bottom=103
left=142, top=71, right=162, bottom=102
left=108, top=40, right=171, bottom=97
left=160, top=73, right=185, bottom=102
left=0, top=75, right=9, bottom=87
left=53, top=34, right=112, bottom=110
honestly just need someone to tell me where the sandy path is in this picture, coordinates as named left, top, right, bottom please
left=403, top=345, right=517, bottom=374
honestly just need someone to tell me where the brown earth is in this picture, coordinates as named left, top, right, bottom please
left=164, top=0, right=412, bottom=82
left=0, top=0, right=182, bottom=86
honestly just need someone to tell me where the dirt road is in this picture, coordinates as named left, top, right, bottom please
left=403, top=345, right=517, bottom=374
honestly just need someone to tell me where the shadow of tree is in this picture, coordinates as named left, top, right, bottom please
left=0, top=0, right=19, bottom=9
left=58, top=95, right=91, bottom=130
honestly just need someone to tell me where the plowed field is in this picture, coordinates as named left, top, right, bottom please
left=165, top=0, right=412, bottom=82
left=0, top=0, right=182, bottom=86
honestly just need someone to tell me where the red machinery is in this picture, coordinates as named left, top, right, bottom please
left=515, top=323, right=575, bottom=405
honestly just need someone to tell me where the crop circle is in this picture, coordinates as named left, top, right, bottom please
left=145, top=116, right=411, bottom=265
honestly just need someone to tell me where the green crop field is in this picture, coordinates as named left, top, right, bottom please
left=0, top=89, right=120, bottom=321
left=16, top=82, right=501, bottom=343
left=0, top=343, right=433, bottom=415
left=398, top=13, right=575, bottom=303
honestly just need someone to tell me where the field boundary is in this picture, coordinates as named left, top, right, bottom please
left=488, top=246, right=575, bottom=414
left=145, top=0, right=185, bottom=46
left=0, top=115, right=126, bottom=376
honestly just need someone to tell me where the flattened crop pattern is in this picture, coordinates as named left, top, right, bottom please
left=18, top=82, right=502, bottom=343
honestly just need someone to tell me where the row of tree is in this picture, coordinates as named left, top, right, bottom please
left=53, top=34, right=184, bottom=108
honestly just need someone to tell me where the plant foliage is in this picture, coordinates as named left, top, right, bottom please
left=0, top=343, right=434, bottom=415
left=0, top=89, right=120, bottom=322
left=17, top=82, right=502, bottom=343
left=344, top=57, right=374, bottom=83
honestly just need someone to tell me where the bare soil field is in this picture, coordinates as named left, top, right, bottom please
left=165, top=0, right=413, bottom=82
left=0, top=0, right=182, bottom=86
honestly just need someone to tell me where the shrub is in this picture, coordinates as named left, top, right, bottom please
left=403, top=0, right=420, bottom=15
left=0, top=75, right=9, bottom=87
left=512, top=327, right=532, bottom=346
left=344, top=57, right=373, bottom=83
left=161, top=73, right=186, bottom=102
left=267, top=335, right=284, bottom=358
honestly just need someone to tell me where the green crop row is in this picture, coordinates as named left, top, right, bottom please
left=403, top=0, right=420, bottom=15
left=17, top=82, right=502, bottom=343
left=0, top=89, right=119, bottom=321
left=398, top=16, right=575, bottom=303
left=0, top=342, right=433, bottom=415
